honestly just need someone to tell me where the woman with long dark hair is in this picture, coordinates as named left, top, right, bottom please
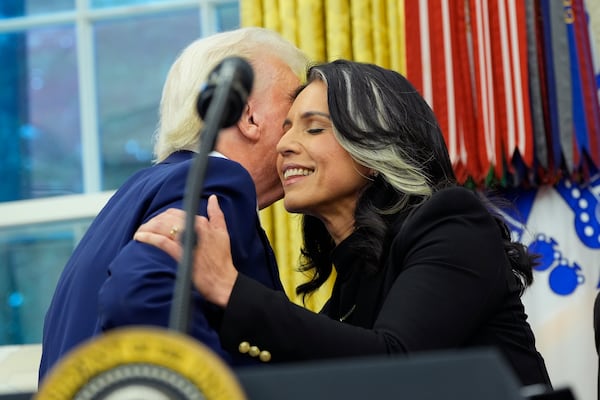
left=135, top=60, right=551, bottom=388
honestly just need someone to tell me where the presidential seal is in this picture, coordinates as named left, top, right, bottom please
left=35, top=327, right=246, bottom=400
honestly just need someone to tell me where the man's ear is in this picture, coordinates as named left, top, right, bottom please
left=237, top=102, right=260, bottom=142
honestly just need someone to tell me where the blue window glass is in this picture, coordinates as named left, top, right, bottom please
left=94, top=10, right=202, bottom=189
left=0, top=26, right=81, bottom=202
left=0, top=220, right=92, bottom=345
left=215, top=2, right=240, bottom=31
left=91, top=0, right=170, bottom=8
left=0, top=0, right=74, bottom=18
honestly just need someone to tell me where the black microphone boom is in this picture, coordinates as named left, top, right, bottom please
left=169, top=56, right=254, bottom=334
left=196, top=56, right=254, bottom=128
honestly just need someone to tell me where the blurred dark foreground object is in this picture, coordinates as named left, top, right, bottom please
left=236, top=349, right=569, bottom=400
left=1, top=348, right=578, bottom=400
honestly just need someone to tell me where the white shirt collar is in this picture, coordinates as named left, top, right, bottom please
left=210, top=150, right=227, bottom=159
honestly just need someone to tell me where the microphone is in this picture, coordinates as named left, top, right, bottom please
left=169, top=57, right=253, bottom=334
left=196, top=56, right=254, bottom=128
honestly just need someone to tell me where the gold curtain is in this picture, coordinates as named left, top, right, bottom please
left=241, top=0, right=406, bottom=311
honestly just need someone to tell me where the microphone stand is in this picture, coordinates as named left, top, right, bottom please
left=169, top=62, right=240, bottom=334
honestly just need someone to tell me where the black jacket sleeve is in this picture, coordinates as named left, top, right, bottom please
left=217, top=187, right=512, bottom=363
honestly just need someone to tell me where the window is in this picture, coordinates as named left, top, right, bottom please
left=0, top=0, right=240, bottom=345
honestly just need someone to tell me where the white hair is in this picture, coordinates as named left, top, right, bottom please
left=153, top=27, right=308, bottom=162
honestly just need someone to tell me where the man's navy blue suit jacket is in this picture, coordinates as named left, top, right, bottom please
left=39, top=150, right=282, bottom=381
